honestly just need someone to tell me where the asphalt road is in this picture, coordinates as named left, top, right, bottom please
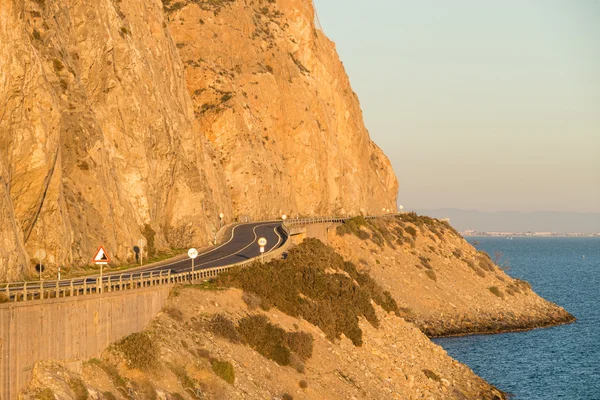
left=9, top=221, right=286, bottom=291
left=144, top=221, right=285, bottom=273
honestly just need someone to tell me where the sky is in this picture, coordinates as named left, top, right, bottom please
left=315, top=0, right=600, bottom=213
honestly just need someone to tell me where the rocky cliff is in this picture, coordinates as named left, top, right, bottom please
left=0, top=0, right=397, bottom=279
left=165, top=0, right=398, bottom=219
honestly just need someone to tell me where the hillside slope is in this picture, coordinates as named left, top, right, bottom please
left=21, top=242, right=505, bottom=399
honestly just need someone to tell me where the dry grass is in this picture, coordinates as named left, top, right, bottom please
left=165, top=307, right=184, bottom=322
left=35, top=388, right=55, bottom=400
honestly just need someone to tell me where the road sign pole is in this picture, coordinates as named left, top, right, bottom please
left=140, top=239, right=143, bottom=266
left=188, top=248, right=199, bottom=282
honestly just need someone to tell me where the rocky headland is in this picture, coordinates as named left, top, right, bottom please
left=330, top=214, right=575, bottom=337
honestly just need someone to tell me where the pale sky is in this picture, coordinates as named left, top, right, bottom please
left=316, top=0, right=600, bottom=213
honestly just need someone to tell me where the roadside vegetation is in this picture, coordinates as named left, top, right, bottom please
left=218, top=238, right=399, bottom=346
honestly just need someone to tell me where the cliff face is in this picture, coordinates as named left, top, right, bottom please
left=0, top=0, right=231, bottom=279
left=0, top=0, right=398, bottom=279
left=165, top=0, right=398, bottom=218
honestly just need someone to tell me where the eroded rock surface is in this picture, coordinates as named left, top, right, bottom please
left=0, top=0, right=231, bottom=279
left=0, top=0, right=398, bottom=279
left=165, top=0, right=398, bottom=218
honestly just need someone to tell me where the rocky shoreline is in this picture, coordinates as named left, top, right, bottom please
left=418, top=310, right=576, bottom=338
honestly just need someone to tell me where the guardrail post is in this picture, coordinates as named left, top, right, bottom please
left=83, top=279, right=87, bottom=295
left=119, top=275, right=123, bottom=290
left=70, top=280, right=74, bottom=297
left=40, top=283, right=44, bottom=300
left=107, top=276, right=112, bottom=292
left=23, top=283, right=27, bottom=301
left=56, top=280, right=60, bottom=298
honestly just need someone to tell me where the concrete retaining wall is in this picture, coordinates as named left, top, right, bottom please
left=289, top=223, right=336, bottom=245
left=0, top=285, right=172, bottom=399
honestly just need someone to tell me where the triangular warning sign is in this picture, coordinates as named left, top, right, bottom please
left=93, top=246, right=110, bottom=264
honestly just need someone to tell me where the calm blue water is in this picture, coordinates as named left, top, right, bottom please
left=433, top=237, right=600, bottom=400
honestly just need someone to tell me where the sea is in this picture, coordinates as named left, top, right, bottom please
left=433, top=237, right=600, bottom=400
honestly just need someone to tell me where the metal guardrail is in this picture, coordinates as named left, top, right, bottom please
left=0, top=214, right=397, bottom=303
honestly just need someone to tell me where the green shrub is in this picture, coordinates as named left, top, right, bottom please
left=142, top=224, right=156, bottom=256
left=425, top=270, right=437, bottom=282
left=404, top=226, right=417, bottom=238
left=515, top=278, right=532, bottom=291
left=0, top=292, right=8, bottom=303
left=419, top=256, right=432, bottom=269
left=336, top=216, right=368, bottom=238
left=102, top=392, right=117, bottom=400
left=196, top=348, right=211, bottom=359
left=423, top=369, right=441, bottom=381
left=211, top=359, right=235, bottom=384
left=478, top=251, right=496, bottom=272
left=52, top=58, right=64, bottom=72
left=113, top=332, right=158, bottom=371
left=219, top=239, right=398, bottom=346
left=299, top=379, right=308, bottom=389
left=237, top=315, right=291, bottom=365
left=69, top=377, right=88, bottom=400
left=209, top=314, right=243, bottom=343
left=285, top=331, right=313, bottom=361
left=282, top=394, right=293, bottom=400
left=488, top=286, right=505, bottom=299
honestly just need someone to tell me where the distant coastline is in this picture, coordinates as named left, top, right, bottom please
left=463, top=231, right=599, bottom=238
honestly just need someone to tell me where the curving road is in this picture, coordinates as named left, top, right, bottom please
left=144, top=221, right=285, bottom=273
left=6, top=221, right=286, bottom=291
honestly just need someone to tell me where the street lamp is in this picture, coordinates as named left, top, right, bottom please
left=219, top=213, right=224, bottom=228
